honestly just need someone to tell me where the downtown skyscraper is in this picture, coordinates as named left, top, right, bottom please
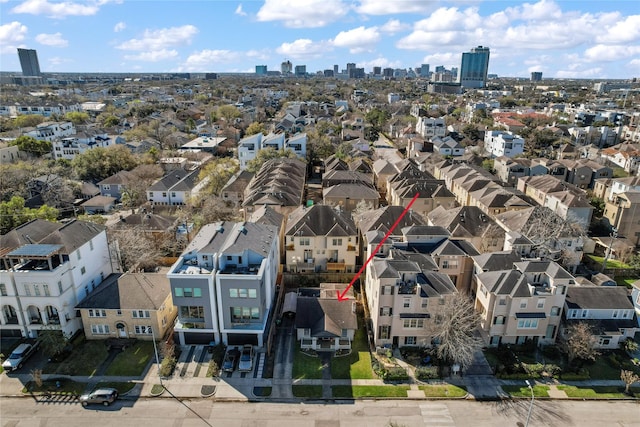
left=17, top=48, right=41, bottom=77
left=458, top=46, right=490, bottom=89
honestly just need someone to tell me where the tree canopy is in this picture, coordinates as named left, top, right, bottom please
left=72, top=145, right=138, bottom=181
left=11, top=135, right=52, bottom=156
left=198, top=158, right=239, bottom=196
left=0, top=196, right=58, bottom=234
left=245, top=147, right=298, bottom=173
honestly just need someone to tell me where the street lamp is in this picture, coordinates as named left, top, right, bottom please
left=525, top=379, right=534, bottom=427
left=150, top=327, right=163, bottom=387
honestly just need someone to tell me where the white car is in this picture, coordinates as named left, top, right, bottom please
left=238, top=344, right=253, bottom=372
left=2, top=343, right=38, bottom=372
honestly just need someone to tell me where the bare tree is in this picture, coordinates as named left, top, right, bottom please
left=430, top=293, right=483, bottom=370
left=109, top=227, right=162, bottom=272
left=561, top=322, right=600, bottom=367
left=620, top=370, right=640, bottom=395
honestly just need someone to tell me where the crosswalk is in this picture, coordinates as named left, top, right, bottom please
left=420, top=402, right=455, bottom=426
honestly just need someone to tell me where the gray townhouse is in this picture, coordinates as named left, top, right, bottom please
left=167, top=221, right=279, bottom=346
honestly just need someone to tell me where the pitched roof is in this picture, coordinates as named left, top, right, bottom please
left=75, top=272, right=171, bottom=310
left=427, top=205, right=500, bottom=238
left=295, top=296, right=357, bottom=337
left=323, top=183, right=379, bottom=199
left=285, top=204, right=357, bottom=237
left=565, top=285, right=633, bottom=310
left=472, top=251, right=522, bottom=272
left=477, top=269, right=531, bottom=297
left=354, top=205, right=426, bottom=236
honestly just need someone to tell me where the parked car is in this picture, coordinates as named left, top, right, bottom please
left=2, top=342, right=38, bottom=372
left=238, top=344, right=253, bottom=372
left=222, top=347, right=239, bottom=373
left=79, top=388, right=119, bottom=407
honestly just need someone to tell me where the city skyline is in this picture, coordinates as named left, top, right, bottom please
left=0, top=0, right=638, bottom=79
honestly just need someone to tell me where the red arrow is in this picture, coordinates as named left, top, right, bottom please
left=337, top=192, right=420, bottom=301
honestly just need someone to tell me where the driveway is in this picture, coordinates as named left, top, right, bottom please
left=271, top=315, right=295, bottom=399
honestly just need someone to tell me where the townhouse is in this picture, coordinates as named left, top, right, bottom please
left=147, top=168, right=201, bottom=206
left=76, top=272, right=177, bottom=341
left=564, top=285, right=638, bottom=349
left=474, top=259, right=575, bottom=346
left=167, top=221, right=279, bottom=346
left=285, top=204, right=358, bottom=273
left=603, top=191, right=640, bottom=245
left=484, top=130, right=525, bottom=158
left=1, top=219, right=113, bottom=338
left=427, top=206, right=506, bottom=253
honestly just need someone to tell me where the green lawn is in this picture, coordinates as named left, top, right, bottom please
left=104, top=341, right=154, bottom=376
left=332, top=385, right=409, bottom=398
left=22, top=378, right=86, bottom=395
left=501, top=385, right=550, bottom=398
left=587, top=255, right=632, bottom=270
left=94, top=381, right=136, bottom=394
left=292, top=385, right=323, bottom=398
left=557, top=385, right=640, bottom=399
left=292, top=345, right=324, bottom=379
left=46, top=340, right=108, bottom=376
left=616, top=277, right=638, bottom=288
left=331, top=328, right=374, bottom=379
left=612, top=167, right=630, bottom=178
left=419, top=384, right=467, bottom=398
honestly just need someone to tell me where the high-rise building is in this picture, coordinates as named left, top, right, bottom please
left=419, top=64, right=430, bottom=78
left=373, top=66, right=381, bottom=76
left=458, top=46, right=490, bottom=89
left=294, top=65, right=306, bottom=77
left=281, top=60, right=292, bottom=74
left=17, top=48, right=41, bottom=76
left=334, top=64, right=339, bottom=74
left=531, top=71, right=543, bottom=81
left=255, top=65, right=268, bottom=75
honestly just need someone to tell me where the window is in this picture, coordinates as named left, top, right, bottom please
left=116, top=309, right=122, bottom=316
left=421, top=299, right=428, bottom=309
left=88, top=309, right=106, bottom=317
left=162, top=192, right=167, bottom=198
left=180, top=306, right=205, bottom=319
left=300, top=237, right=310, bottom=246
left=183, top=288, right=193, bottom=297
left=570, top=310, right=577, bottom=318
left=77, top=251, right=82, bottom=260
left=403, top=319, right=424, bottom=328
left=132, top=310, right=150, bottom=318
left=499, top=298, right=506, bottom=306
left=171, top=192, right=176, bottom=198
left=43, top=284, right=50, bottom=296
left=379, top=325, right=391, bottom=339
left=622, top=311, right=629, bottom=318
left=550, top=306, right=561, bottom=316
left=517, top=319, right=539, bottom=329
left=239, top=288, right=248, bottom=298
left=81, top=266, right=86, bottom=275
left=231, top=306, right=259, bottom=322
left=332, top=238, right=342, bottom=246
left=381, top=285, right=394, bottom=296
left=248, top=289, right=257, bottom=298
left=24, top=284, right=31, bottom=296
left=58, top=281, right=63, bottom=293
left=493, top=316, right=505, bottom=325
left=581, top=310, right=588, bottom=318
left=380, top=307, right=392, bottom=316
left=519, top=299, right=527, bottom=309
left=89, top=240, right=94, bottom=251
left=175, top=288, right=184, bottom=297
left=135, top=325, right=153, bottom=334
left=403, top=298, right=411, bottom=308
left=91, top=324, right=110, bottom=335
left=0, top=284, right=6, bottom=296
left=404, top=336, right=416, bottom=345
left=537, top=299, right=545, bottom=309
left=613, top=310, right=618, bottom=318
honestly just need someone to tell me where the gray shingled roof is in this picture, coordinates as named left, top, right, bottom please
left=295, top=296, right=357, bottom=337
left=76, top=272, right=171, bottom=310
left=286, top=204, right=356, bottom=237
left=565, top=286, right=633, bottom=310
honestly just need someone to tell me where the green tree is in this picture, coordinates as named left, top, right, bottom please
left=64, top=111, right=90, bottom=125
left=72, top=145, right=138, bottom=181
left=11, top=135, right=52, bottom=156
left=245, top=148, right=298, bottom=173
left=14, top=114, right=45, bottom=128
left=217, top=105, right=242, bottom=122
left=37, top=328, right=68, bottom=358
left=335, top=141, right=353, bottom=160
left=365, top=108, right=390, bottom=129
left=198, top=158, right=239, bottom=195
left=245, top=122, right=266, bottom=136
left=0, top=196, right=58, bottom=234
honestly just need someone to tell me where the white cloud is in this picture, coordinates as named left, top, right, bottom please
left=356, top=0, right=435, bottom=16
left=246, top=49, right=270, bottom=61
left=596, top=14, right=640, bottom=44
left=332, top=26, right=380, bottom=54
left=124, top=49, right=178, bottom=62
left=11, top=0, right=102, bottom=18
left=35, top=32, right=68, bottom=47
left=583, top=44, right=640, bottom=63
left=555, top=67, right=603, bottom=79
left=235, top=4, right=246, bottom=16
left=0, top=21, right=28, bottom=54
left=357, top=56, right=402, bottom=70
left=629, top=58, right=640, bottom=68
left=113, top=21, right=126, bottom=32
left=257, top=0, right=349, bottom=28
left=116, top=25, right=198, bottom=51
left=504, top=0, right=562, bottom=21
left=276, top=39, right=332, bottom=60
left=184, top=49, right=241, bottom=70
left=379, top=19, right=409, bottom=35
left=421, top=52, right=459, bottom=68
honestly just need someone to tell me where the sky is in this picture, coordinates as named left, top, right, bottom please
left=0, top=0, right=638, bottom=79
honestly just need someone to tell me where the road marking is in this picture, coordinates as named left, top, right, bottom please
left=420, top=402, right=455, bottom=426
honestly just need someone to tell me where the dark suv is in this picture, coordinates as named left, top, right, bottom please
left=79, top=388, right=118, bottom=406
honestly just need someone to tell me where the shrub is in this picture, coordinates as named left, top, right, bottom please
left=384, top=367, right=409, bottom=382
left=206, top=359, right=219, bottom=377
left=415, top=366, right=439, bottom=380
left=541, top=345, right=562, bottom=360
left=160, top=356, right=177, bottom=377
left=560, top=369, right=590, bottom=381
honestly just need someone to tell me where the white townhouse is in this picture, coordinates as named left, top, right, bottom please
left=0, top=219, right=113, bottom=338
left=416, top=117, right=446, bottom=139
left=25, top=121, right=76, bottom=142
left=484, top=130, right=525, bottom=158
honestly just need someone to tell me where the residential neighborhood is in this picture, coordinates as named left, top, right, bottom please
left=1, top=62, right=639, bottom=409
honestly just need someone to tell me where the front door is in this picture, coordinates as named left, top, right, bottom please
left=392, top=336, right=399, bottom=348
left=116, top=322, right=127, bottom=338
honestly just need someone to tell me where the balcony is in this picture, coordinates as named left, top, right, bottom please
left=347, top=245, right=356, bottom=252
left=5, top=316, right=19, bottom=325
left=326, top=261, right=346, bottom=272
